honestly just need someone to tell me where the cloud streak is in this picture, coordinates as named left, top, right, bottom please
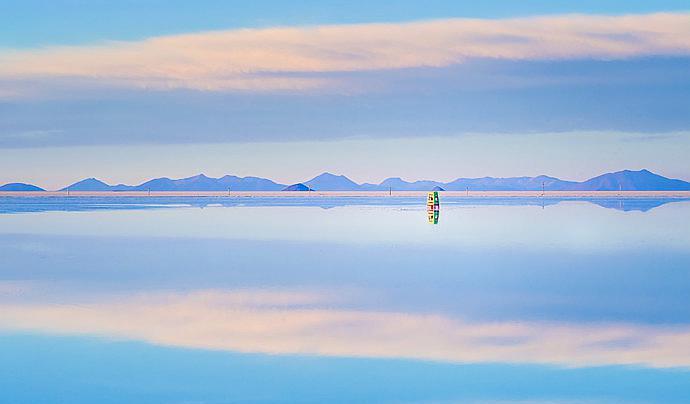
left=1, top=13, right=689, bottom=92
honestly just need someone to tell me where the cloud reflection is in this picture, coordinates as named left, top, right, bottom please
left=1, top=288, right=689, bottom=368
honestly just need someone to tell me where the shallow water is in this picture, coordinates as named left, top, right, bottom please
left=1, top=196, right=689, bottom=403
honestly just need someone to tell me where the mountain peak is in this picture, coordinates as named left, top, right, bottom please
left=185, top=173, right=210, bottom=180
left=313, top=172, right=344, bottom=179
left=305, top=172, right=359, bottom=191
left=616, top=168, right=652, bottom=175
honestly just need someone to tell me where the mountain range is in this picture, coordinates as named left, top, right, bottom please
left=2, top=169, right=690, bottom=192
left=58, top=175, right=284, bottom=192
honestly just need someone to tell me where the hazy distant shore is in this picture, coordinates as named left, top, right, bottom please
left=2, top=191, right=690, bottom=198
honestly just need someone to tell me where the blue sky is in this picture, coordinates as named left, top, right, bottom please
left=1, top=1, right=689, bottom=188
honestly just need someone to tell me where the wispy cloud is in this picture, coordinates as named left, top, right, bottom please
left=0, top=13, right=688, bottom=92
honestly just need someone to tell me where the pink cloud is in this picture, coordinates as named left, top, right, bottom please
left=0, top=13, right=688, bottom=92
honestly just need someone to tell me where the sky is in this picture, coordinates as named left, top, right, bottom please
left=1, top=1, right=689, bottom=189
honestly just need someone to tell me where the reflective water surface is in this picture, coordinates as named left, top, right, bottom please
left=1, top=196, right=689, bottom=403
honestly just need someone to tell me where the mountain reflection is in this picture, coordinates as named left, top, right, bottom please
left=1, top=196, right=688, bottom=214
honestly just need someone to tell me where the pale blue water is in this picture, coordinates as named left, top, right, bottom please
left=1, top=196, right=689, bottom=403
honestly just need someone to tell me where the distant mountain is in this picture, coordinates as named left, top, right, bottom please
left=133, top=174, right=285, bottom=191
left=363, top=170, right=689, bottom=191
left=307, top=173, right=443, bottom=191
left=61, top=174, right=285, bottom=192
left=378, top=177, right=445, bottom=191
left=282, top=183, right=313, bottom=191
left=44, top=169, right=690, bottom=193
left=60, top=178, right=134, bottom=191
left=218, top=175, right=286, bottom=191
left=133, top=177, right=177, bottom=191
left=0, top=182, right=45, bottom=191
left=134, top=174, right=220, bottom=191
left=571, top=169, right=690, bottom=191
left=442, top=175, right=577, bottom=191
left=304, top=173, right=362, bottom=191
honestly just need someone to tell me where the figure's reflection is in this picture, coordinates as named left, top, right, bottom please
left=427, top=209, right=439, bottom=224
left=427, top=191, right=440, bottom=224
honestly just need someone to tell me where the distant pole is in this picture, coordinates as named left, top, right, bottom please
left=148, top=188, right=151, bottom=197
left=541, top=182, right=545, bottom=197
left=466, top=187, right=469, bottom=197
left=389, top=186, right=391, bottom=196
left=228, top=187, right=231, bottom=196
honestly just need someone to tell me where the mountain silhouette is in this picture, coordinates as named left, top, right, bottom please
left=60, top=178, right=134, bottom=191
left=282, top=183, right=313, bottom=191
left=304, top=173, right=361, bottom=191
left=8, top=169, right=690, bottom=192
left=0, top=183, right=45, bottom=191
left=378, top=177, right=445, bottom=191
left=571, top=169, right=690, bottom=191
left=367, top=170, right=689, bottom=191
left=62, top=174, right=285, bottom=192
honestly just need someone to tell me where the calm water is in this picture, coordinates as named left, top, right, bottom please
left=1, top=196, right=690, bottom=403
